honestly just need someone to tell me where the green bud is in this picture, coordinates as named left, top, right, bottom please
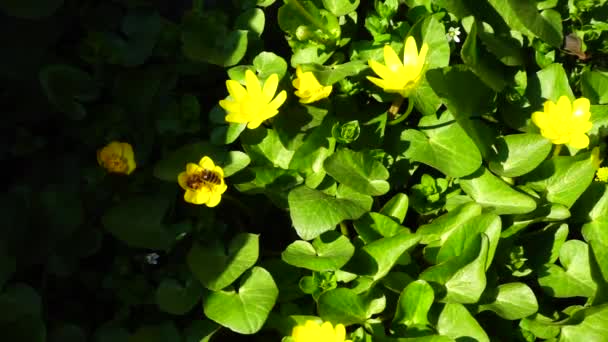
left=332, top=120, right=360, bottom=144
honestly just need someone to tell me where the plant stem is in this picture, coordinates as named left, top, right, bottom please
left=290, top=0, right=328, bottom=33
left=339, top=222, right=349, bottom=237
left=388, top=98, right=414, bottom=126
left=553, top=144, right=562, bottom=157
left=388, top=96, right=404, bottom=118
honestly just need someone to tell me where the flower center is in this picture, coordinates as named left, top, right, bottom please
left=105, top=154, right=128, bottom=173
left=239, top=96, right=264, bottom=119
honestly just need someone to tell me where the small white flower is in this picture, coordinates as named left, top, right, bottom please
left=145, top=253, right=160, bottom=265
left=446, top=26, right=461, bottom=43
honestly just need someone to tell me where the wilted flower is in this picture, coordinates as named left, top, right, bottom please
left=219, top=70, right=287, bottom=129
left=596, top=167, right=608, bottom=182
left=177, top=156, right=227, bottom=207
left=367, top=36, right=428, bottom=97
left=446, top=27, right=461, bottom=43
left=97, top=141, right=136, bottom=175
left=291, top=320, right=352, bottom=342
left=532, top=96, right=593, bottom=149
left=293, top=65, right=333, bottom=103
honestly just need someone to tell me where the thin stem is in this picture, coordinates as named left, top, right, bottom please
left=388, top=96, right=404, bottom=119
left=290, top=0, right=328, bottom=33
left=339, top=222, right=349, bottom=237
left=553, top=144, right=563, bottom=157
left=388, top=98, right=415, bottom=126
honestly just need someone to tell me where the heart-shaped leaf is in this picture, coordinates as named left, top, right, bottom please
left=155, top=278, right=202, bottom=315
left=281, top=231, right=355, bottom=271
left=400, top=111, right=482, bottom=178
left=318, top=288, right=368, bottom=326
left=488, top=133, right=552, bottom=177
left=437, top=303, right=489, bottom=342
left=324, top=148, right=390, bottom=196
left=393, top=280, right=435, bottom=327
left=288, top=185, right=368, bottom=240
left=188, top=233, right=259, bottom=291
left=478, top=282, right=538, bottom=320
left=203, top=267, right=278, bottom=334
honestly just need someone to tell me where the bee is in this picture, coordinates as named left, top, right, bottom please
left=201, top=169, right=222, bottom=185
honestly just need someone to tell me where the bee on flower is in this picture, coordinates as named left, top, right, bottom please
left=292, top=65, right=333, bottom=103
left=367, top=36, right=429, bottom=98
left=219, top=70, right=287, bottom=129
left=97, top=141, right=136, bottom=175
left=291, top=320, right=352, bottom=342
left=531, top=96, right=593, bottom=149
left=177, top=156, right=227, bottom=207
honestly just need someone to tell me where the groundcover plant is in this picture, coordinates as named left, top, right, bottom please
left=2, top=0, right=608, bottom=341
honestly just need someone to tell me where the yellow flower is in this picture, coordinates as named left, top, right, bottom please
left=596, top=167, right=608, bottom=182
left=97, top=141, right=136, bottom=175
left=219, top=70, right=287, bottom=129
left=291, top=320, right=352, bottom=342
left=177, top=156, right=227, bottom=207
left=532, top=96, right=593, bottom=149
left=293, top=65, right=333, bottom=103
left=367, top=36, right=429, bottom=97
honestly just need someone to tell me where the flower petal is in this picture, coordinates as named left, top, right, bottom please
left=184, top=189, right=209, bottom=205
left=206, top=192, right=222, bottom=207
left=268, top=90, right=287, bottom=111
left=245, top=70, right=262, bottom=98
left=403, top=36, right=419, bottom=67
left=218, top=99, right=240, bottom=113
left=368, top=59, right=393, bottom=81
left=572, top=97, right=591, bottom=120
left=226, top=113, right=247, bottom=124
left=177, top=172, right=189, bottom=190
left=199, top=156, right=215, bottom=170
left=366, top=76, right=386, bottom=90
left=569, top=133, right=590, bottom=149
left=262, top=74, right=279, bottom=102
left=186, top=162, right=201, bottom=174
left=226, top=80, right=247, bottom=101
left=383, top=44, right=403, bottom=71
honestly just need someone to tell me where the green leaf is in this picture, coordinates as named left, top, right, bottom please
left=155, top=278, right=202, bottom=315
left=559, top=305, right=608, bottom=341
left=102, top=196, right=174, bottom=251
left=380, top=193, right=409, bottom=224
left=318, top=288, right=368, bottom=326
left=478, top=283, right=539, bottom=320
left=528, top=63, right=574, bottom=108
left=281, top=231, right=355, bottom=271
left=581, top=70, right=608, bottom=105
left=417, top=202, right=483, bottom=244
left=582, top=220, right=608, bottom=289
left=538, top=240, right=597, bottom=298
left=461, top=21, right=509, bottom=92
left=523, top=150, right=599, bottom=208
left=572, top=183, right=608, bottom=223
left=437, top=303, right=489, bottom=342
left=350, top=231, right=420, bottom=280
left=393, top=280, right=434, bottom=327
left=0, top=283, right=42, bottom=321
left=443, top=234, right=489, bottom=303
left=203, top=266, right=278, bottom=334
left=39, top=65, right=99, bottom=120
left=488, top=133, right=552, bottom=177
left=242, top=127, right=295, bottom=169
left=181, top=12, right=248, bottom=67
left=400, top=111, right=482, bottom=178
left=460, top=167, right=537, bottom=215
left=324, top=148, right=390, bottom=196
left=184, top=320, right=219, bottom=342
left=304, top=60, right=368, bottom=85
left=187, top=233, right=259, bottom=291
left=353, top=212, right=408, bottom=243
left=322, top=0, right=359, bottom=16
left=0, top=0, right=63, bottom=19
left=426, top=66, right=497, bottom=159
left=128, top=322, right=180, bottom=342
left=253, top=52, right=288, bottom=80
left=523, top=223, right=569, bottom=271
left=235, top=8, right=265, bottom=36
left=288, top=186, right=368, bottom=240
left=487, top=0, right=562, bottom=47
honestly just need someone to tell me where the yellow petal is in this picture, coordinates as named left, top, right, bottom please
left=556, top=96, right=572, bottom=117
left=403, top=36, right=419, bottom=67
left=532, top=111, right=550, bottom=129
left=213, top=165, right=225, bottom=178
left=268, top=90, right=287, bottom=110
left=218, top=99, right=240, bottom=113
left=186, top=162, right=201, bottom=174
left=366, top=76, right=386, bottom=90
left=199, top=156, right=215, bottom=170
left=368, top=59, right=393, bottom=81
left=206, top=192, right=221, bottom=207
left=226, top=80, right=247, bottom=101
left=247, top=118, right=264, bottom=129
left=334, top=324, right=346, bottom=341
left=177, top=172, right=189, bottom=190
left=245, top=70, right=262, bottom=98
left=226, top=113, right=247, bottom=124
left=572, top=97, right=591, bottom=120
left=383, top=44, right=403, bottom=71
left=262, top=74, right=279, bottom=102
left=185, top=189, right=210, bottom=205
left=569, top=133, right=590, bottom=149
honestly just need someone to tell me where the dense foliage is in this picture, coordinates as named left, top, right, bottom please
left=2, top=0, right=608, bottom=341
